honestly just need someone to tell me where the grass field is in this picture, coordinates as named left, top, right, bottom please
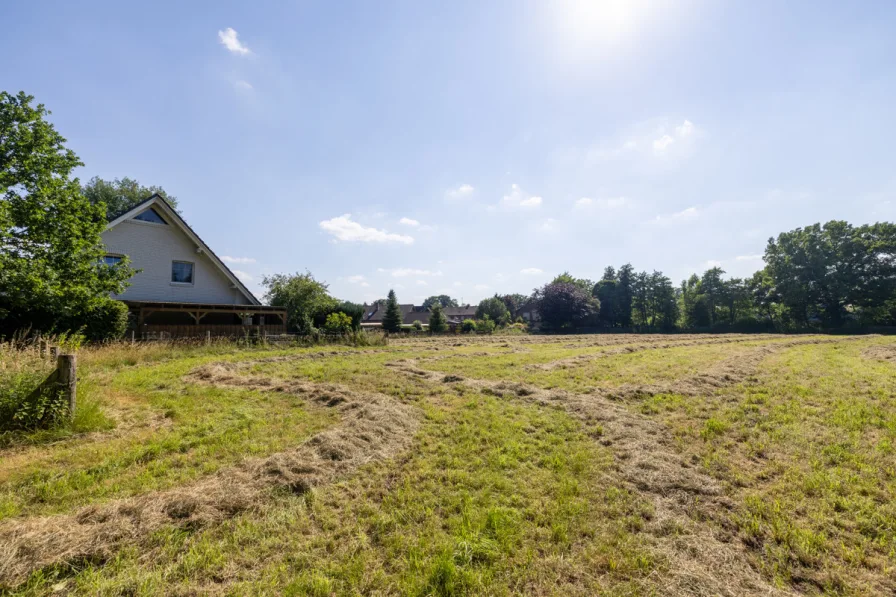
left=1, top=333, right=895, bottom=595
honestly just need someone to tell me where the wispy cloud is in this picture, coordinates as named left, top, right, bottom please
left=221, top=256, right=256, bottom=264
left=654, top=206, right=699, bottom=224
left=377, top=268, right=443, bottom=277
left=218, top=27, right=251, bottom=55
left=343, top=274, right=369, bottom=287
left=500, top=184, right=542, bottom=209
left=319, top=215, right=414, bottom=244
left=539, top=218, right=559, bottom=232
left=416, top=280, right=428, bottom=286
left=446, top=184, right=474, bottom=200
left=231, top=269, right=254, bottom=281
left=653, top=120, right=697, bottom=155
left=520, top=267, right=543, bottom=275
left=474, top=284, right=490, bottom=290
left=234, top=80, right=253, bottom=91
left=735, top=254, right=763, bottom=261
left=398, top=217, right=419, bottom=227
left=575, top=196, right=629, bottom=209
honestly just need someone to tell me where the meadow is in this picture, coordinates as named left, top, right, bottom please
left=1, top=333, right=894, bottom=596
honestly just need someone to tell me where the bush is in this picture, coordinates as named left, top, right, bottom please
left=323, top=312, right=353, bottom=334
left=429, top=303, right=448, bottom=333
left=461, top=319, right=476, bottom=333
left=412, top=320, right=423, bottom=331
left=0, top=345, right=66, bottom=432
left=79, top=299, right=129, bottom=342
left=475, top=316, right=496, bottom=334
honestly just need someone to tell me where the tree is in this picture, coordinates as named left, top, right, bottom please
left=700, top=267, right=726, bottom=325
left=83, top=176, right=178, bottom=219
left=429, top=303, right=448, bottom=333
left=498, top=293, right=528, bottom=320
left=324, top=312, right=353, bottom=334
left=382, top=289, right=403, bottom=333
left=552, top=271, right=595, bottom=294
left=262, top=271, right=337, bottom=333
left=594, top=278, right=619, bottom=327
left=616, top=264, right=635, bottom=327
left=0, top=91, right=133, bottom=336
left=534, top=282, right=599, bottom=330
left=764, top=221, right=896, bottom=326
left=422, top=294, right=458, bottom=309
left=476, top=297, right=511, bottom=326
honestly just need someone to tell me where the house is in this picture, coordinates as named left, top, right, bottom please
left=360, top=303, right=478, bottom=328
left=102, top=194, right=286, bottom=337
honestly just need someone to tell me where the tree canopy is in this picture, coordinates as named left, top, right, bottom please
left=382, top=289, right=403, bottom=333
left=83, top=176, right=178, bottom=219
left=422, top=294, right=458, bottom=309
left=476, top=297, right=511, bottom=326
left=0, top=91, right=132, bottom=336
left=262, top=271, right=338, bottom=333
left=534, top=282, right=599, bottom=330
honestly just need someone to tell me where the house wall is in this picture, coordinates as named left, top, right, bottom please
left=102, top=218, right=251, bottom=304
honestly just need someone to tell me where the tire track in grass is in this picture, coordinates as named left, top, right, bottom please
left=0, top=365, right=419, bottom=589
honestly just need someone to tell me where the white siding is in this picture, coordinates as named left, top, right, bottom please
left=102, top=219, right=251, bottom=304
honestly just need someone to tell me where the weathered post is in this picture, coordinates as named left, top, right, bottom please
left=206, top=330, right=211, bottom=346
left=131, top=330, right=135, bottom=345
left=49, top=345, right=59, bottom=359
left=57, top=354, right=77, bottom=418
left=39, top=339, right=49, bottom=358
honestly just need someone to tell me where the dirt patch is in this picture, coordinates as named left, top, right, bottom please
left=0, top=369, right=418, bottom=589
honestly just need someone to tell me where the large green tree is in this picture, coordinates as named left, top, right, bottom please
left=428, top=302, right=448, bottom=333
left=83, top=176, right=178, bottom=219
left=262, top=271, right=337, bottom=333
left=476, top=296, right=511, bottom=326
left=0, top=91, right=132, bottom=335
left=422, top=294, right=458, bottom=309
left=534, top=281, right=599, bottom=330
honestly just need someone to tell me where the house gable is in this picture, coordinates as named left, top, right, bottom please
left=103, top=195, right=260, bottom=305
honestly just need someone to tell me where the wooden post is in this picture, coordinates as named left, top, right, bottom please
left=131, top=330, right=135, bottom=345
left=39, top=339, right=48, bottom=358
left=206, top=330, right=211, bottom=346
left=49, top=345, right=59, bottom=359
left=57, top=354, right=77, bottom=418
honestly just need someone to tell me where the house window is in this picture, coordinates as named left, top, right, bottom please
left=133, top=208, right=168, bottom=224
left=171, top=261, right=194, bottom=284
left=102, top=255, right=123, bottom=266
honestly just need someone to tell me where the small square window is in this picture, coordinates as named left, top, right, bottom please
left=171, top=261, right=194, bottom=284
left=102, top=255, right=123, bottom=266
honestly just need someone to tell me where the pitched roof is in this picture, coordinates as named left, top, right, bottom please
left=105, top=194, right=261, bottom=306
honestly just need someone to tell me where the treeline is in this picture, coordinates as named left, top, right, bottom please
left=535, top=220, right=896, bottom=332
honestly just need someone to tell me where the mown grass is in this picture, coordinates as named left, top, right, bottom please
left=12, top=389, right=657, bottom=596
left=3, top=334, right=895, bottom=595
left=631, top=338, right=896, bottom=594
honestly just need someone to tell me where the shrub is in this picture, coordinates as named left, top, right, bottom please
left=323, top=312, right=353, bottom=334
left=0, top=345, right=66, bottom=432
left=476, top=297, right=511, bottom=327
left=412, top=320, right=423, bottom=331
left=79, top=299, right=129, bottom=342
left=475, top=316, right=496, bottom=334
left=461, top=319, right=476, bottom=333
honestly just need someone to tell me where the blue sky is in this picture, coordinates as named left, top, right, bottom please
left=3, top=1, right=895, bottom=305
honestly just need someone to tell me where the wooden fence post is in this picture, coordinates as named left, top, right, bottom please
left=49, top=345, right=59, bottom=359
left=57, top=354, right=77, bottom=418
left=40, top=339, right=48, bottom=358
left=206, top=330, right=211, bottom=346
left=131, top=330, right=135, bottom=345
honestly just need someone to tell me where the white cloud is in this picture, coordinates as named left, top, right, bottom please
left=501, top=184, right=543, bottom=209
left=377, top=268, right=443, bottom=277
left=234, top=80, right=253, bottom=91
left=398, top=217, right=419, bottom=227
left=735, top=254, right=763, bottom=261
left=704, top=260, right=723, bottom=268
left=652, top=206, right=699, bottom=226
left=575, top=196, right=629, bottom=209
left=319, top=215, right=414, bottom=244
left=539, top=218, right=559, bottom=232
left=231, top=269, right=254, bottom=281
left=344, top=275, right=369, bottom=286
left=446, top=184, right=475, bottom=200
left=453, top=281, right=463, bottom=287
left=653, top=134, right=675, bottom=153
left=520, top=268, right=543, bottom=275
left=416, top=280, right=428, bottom=286
left=218, top=28, right=250, bottom=55
left=221, top=256, right=256, bottom=264
left=676, top=119, right=695, bottom=138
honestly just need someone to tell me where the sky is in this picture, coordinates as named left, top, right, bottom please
left=3, top=1, right=895, bottom=305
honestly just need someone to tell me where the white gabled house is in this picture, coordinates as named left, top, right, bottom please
left=102, top=194, right=286, bottom=337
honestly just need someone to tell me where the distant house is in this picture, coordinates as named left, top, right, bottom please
left=360, top=303, right=478, bottom=328
left=102, top=194, right=286, bottom=337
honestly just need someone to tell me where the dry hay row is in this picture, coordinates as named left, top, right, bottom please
left=385, top=336, right=861, bottom=596
left=0, top=365, right=419, bottom=589
left=862, top=343, right=896, bottom=363
left=526, top=334, right=786, bottom=372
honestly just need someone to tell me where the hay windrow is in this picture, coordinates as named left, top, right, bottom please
left=386, top=337, right=862, bottom=596
left=862, top=344, right=896, bottom=363
left=0, top=368, right=419, bottom=589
